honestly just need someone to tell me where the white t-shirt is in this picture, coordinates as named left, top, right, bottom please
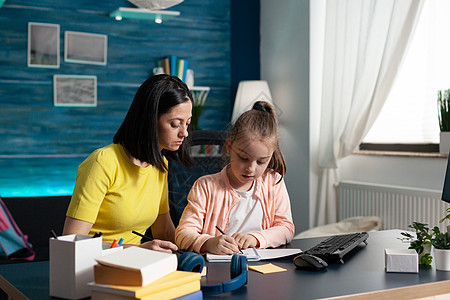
left=227, top=183, right=263, bottom=235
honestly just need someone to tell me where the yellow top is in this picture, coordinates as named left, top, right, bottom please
left=67, top=144, right=169, bottom=244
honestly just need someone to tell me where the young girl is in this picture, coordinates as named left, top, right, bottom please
left=175, top=101, right=295, bottom=254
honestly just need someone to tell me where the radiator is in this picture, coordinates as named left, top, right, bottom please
left=338, top=181, right=450, bottom=231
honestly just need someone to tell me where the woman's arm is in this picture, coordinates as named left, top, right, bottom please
left=62, top=216, right=93, bottom=235
left=136, top=213, right=178, bottom=253
left=150, top=212, right=176, bottom=243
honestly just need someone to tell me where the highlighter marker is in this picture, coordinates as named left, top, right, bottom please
left=110, top=238, right=118, bottom=248
left=117, top=238, right=124, bottom=247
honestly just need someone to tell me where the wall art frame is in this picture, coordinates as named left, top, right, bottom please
left=53, top=75, right=97, bottom=107
left=27, top=22, right=60, bottom=68
left=64, top=31, right=107, bottom=65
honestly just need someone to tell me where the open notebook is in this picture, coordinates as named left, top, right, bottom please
left=206, top=248, right=302, bottom=262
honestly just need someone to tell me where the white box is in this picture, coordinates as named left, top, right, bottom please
left=385, top=248, right=418, bottom=273
left=49, top=234, right=102, bottom=299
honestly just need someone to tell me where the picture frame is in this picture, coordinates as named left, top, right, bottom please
left=64, top=31, right=107, bottom=65
left=53, top=75, right=97, bottom=107
left=27, top=22, right=60, bottom=68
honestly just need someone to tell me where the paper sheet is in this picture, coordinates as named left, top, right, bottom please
left=206, top=248, right=302, bottom=262
left=206, top=248, right=260, bottom=262
left=256, top=248, right=302, bottom=260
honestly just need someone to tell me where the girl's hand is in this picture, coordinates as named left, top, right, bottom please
left=202, top=235, right=240, bottom=254
left=232, top=233, right=258, bottom=249
left=138, top=239, right=178, bottom=253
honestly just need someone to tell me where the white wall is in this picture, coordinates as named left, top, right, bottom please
left=339, top=155, right=447, bottom=192
left=262, top=0, right=449, bottom=232
left=261, top=0, right=310, bottom=233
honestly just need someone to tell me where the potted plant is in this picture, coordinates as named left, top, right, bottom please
left=401, top=208, right=450, bottom=269
left=399, top=222, right=433, bottom=265
left=438, top=89, right=450, bottom=154
left=432, top=208, right=450, bottom=270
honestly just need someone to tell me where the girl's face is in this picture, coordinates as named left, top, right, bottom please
left=226, top=136, right=274, bottom=192
left=158, top=101, right=192, bottom=151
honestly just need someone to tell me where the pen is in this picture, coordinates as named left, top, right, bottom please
left=131, top=230, right=183, bottom=254
left=215, top=225, right=244, bottom=254
left=50, top=229, right=58, bottom=239
left=117, top=238, right=124, bottom=247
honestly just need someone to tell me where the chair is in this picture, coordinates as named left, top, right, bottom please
left=142, top=130, right=226, bottom=239
left=168, top=130, right=227, bottom=227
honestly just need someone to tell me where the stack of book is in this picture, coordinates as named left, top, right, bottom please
left=158, top=55, right=189, bottom=82
left=88, top=247, right=202, bottom=300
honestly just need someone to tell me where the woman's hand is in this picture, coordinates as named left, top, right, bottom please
left=232, top=233, right=258, bottom=249
left=138, top=239, right=178, bottom=253
left=201, top=235, right=240, bottom=254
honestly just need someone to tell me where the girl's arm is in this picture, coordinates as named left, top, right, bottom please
left=175, top=180, right=215, bottom=253
left=175, top=177, right=240, bottom=254
left=249, top=177, right=295, bottom=249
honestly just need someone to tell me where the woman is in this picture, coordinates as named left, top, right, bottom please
left=63, top=74, right=193, bottom=253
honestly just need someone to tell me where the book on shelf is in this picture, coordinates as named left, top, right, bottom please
left=169, top=55, right=177, bottom=76
left=161, top=57, right=170, bottom=75
left=89, top=270, right=201, bottom=300
left=95, top=246, right=177, bottom=286
left=176, top=58, right=189, bottom=82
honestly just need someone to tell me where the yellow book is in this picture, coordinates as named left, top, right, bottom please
left=91, top=280, right=200, bottom=300
left=88, top=270, right=201, bottom=298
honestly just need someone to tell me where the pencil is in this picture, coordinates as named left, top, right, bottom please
left=132, top=230, right=152, bottom=241
left=50, top=229, right=58, bottom=239
left=215, top=225, right=244, bottom=254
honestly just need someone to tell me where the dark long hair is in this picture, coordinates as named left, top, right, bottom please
left=113, top=74, right=193, bottom=172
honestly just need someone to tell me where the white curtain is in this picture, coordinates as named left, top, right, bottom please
left=315, top=0, right=424, bottom=226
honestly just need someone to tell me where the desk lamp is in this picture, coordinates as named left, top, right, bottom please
left=231, top=80, right=273, bottom=124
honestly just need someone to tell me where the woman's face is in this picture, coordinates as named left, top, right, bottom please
left=158, top=101, right=192, bottom=151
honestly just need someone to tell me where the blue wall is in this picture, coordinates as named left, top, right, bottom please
left=0, top=0, right=232, bottom=196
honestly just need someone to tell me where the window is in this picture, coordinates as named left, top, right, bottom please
left=362, top=1, right=450, bottom=149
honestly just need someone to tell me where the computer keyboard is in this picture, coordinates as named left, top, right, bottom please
left=304, top=232, right=369, bottom=264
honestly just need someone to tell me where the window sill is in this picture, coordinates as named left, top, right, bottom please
left=354, top=150, right=447, bottom=158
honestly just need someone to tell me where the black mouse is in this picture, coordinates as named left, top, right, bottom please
left=293, top=253, right=328, bottom=271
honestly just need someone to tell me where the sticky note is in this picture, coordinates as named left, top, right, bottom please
left=248, top=263, right=287, bottom=274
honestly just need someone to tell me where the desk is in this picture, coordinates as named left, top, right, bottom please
left=0, top=230, right=450, bottom=299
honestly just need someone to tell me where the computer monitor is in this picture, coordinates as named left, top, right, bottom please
left=442, top=153, right=450, bottom=203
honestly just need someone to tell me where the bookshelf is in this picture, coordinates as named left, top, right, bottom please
left=190, top=86, right=210, bottom=104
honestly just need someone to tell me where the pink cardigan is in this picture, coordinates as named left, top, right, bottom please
left=175, top=166, right=295, bottom=253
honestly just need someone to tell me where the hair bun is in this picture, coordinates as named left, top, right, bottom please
left=252, top=101, right=275, bottom=116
